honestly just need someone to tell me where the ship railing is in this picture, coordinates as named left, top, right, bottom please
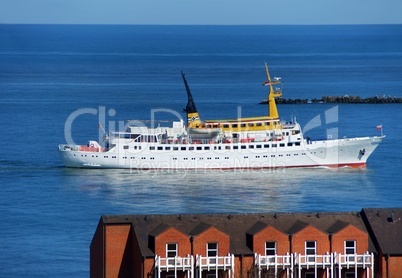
left=281, top=122, right=297, bottom=129
left=58, top=144, right=106, bottom=153
left=162, top=138, right=217, bottom=145
left=111, top=132, right=143, bottom=140
left=126, top=126, right=166, bottom=134
left=78, top=146, right=106, bottom=152
left=59, top=144, right=79, bottom=151
left=159, top=138, right=284, bottom=145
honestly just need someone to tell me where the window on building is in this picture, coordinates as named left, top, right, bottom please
left=306, top=241, right=316, bottom=254
left=265, top=242, right=276, bottom=256
left=345, top=240, right=356, bottom=262
left=166, top=243, right=178, bottom=258
left=345, top=240, right=356, bottom=254
left=207, top=242, right=218, bottom=264
left=207, top=242, right=218, bottom=257
left=305, top=241, right=316, bottom=262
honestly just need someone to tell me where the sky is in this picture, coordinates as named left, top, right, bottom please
left=1, top=0, right=401, bottom=25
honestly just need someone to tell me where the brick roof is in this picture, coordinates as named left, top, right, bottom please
left=101, top=211, right=372, bottom=257
left=362, top=208, right=402, bottom=255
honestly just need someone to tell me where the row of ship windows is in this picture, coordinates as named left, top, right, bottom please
left=75, top=153, right=307, bottom=159
left=139, top=142, right=302, bottom=151
left=207, top=121, right=280, bottom=129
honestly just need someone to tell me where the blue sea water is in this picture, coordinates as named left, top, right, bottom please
left=0, top=24, right=401, bottom=277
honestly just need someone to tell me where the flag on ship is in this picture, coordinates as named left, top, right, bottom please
left=376, top=124, right=383, bottom=137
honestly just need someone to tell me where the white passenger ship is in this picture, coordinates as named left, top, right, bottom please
left=59, top=64, right=384, bottom=169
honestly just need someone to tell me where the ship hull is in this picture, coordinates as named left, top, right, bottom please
left=58, top=136, right=383, bottom=170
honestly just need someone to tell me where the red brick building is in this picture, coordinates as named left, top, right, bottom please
left=89, top=208, right=402, bottom=278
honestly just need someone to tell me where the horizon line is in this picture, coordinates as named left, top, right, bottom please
left=1, top=23, right=402, bottom=27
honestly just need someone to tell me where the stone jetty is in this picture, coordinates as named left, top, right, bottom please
left=259, top=95, right=402, bottom=104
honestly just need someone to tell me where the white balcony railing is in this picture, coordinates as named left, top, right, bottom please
left=336, top=252, right=374, bottom=268
left=196, top=254, right=234, bottom=271
left=155, top=255, right=194, bottom=272
left=255, top=253, right=293, bottom=269
left=295, top=253, right=332, bottom=268
left=155, top=252, right=374, bottom=278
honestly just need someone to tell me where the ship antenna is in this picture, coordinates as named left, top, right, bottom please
left=263, top=63, right=282, bottom=119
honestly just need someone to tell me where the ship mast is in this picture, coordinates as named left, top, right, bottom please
left=264, top=63, right=282, bottom=119
left=181, top=71, right=202, bottom=128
